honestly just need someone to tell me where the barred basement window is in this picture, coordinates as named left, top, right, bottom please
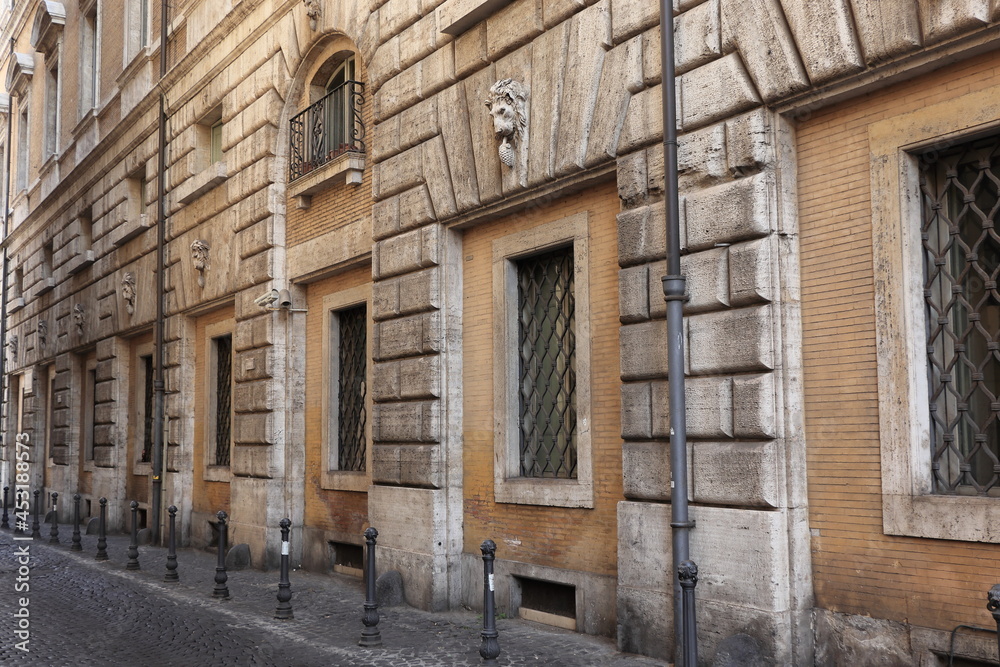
left=516, top=246, right=577, bottom=479
left=213, top=334, right=232, bottom=467
left=921, top=133, right=1000, bottom=496
left=336, top=305, right=367, bottom=472
left=140, top=355, right=153, bottom=464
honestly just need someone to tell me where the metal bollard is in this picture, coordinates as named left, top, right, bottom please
left=275, top=518, right=293, bottom=620
left=48, top=492, right=59, bottom=544
left=164, top=505, right=179, bottom=582
left=1, top=485, right=9, bottom=529
left=213, top=511, right=229, bottom=598
left=359, top=527, right=381, bottom=646
left=479, top=539, right=500, bottom=666
left=95, top=498, right=108, bottom=561
left=127, top=501, right=141, bottom=570
left=70, top=494, right=82, bottom=551
left=988, top=584, right=1000, bottom=662
left=678, top=560, right=699, bottom=667
left=31, top=490, right=41, bottom=538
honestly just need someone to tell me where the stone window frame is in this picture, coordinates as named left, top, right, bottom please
left=43, top=364, right=56, bottom=466
left=80, top=351, right=98, bottom=471
left=16, top=100, right=29, bottom=193
left=491, top=212, right=594, bottom=509
left=130, top=339, right=154, bottom=475
left=79, top=0, right=100, bottom=117
left=43, top=48, right=61, bottom=161
left=124, top=0, right=150, bottom=65
left=871, top=81, right=1000, bottom=543
left=321, top=284, right=373, bottom=493
left=202, top=318, right=234, bottom=482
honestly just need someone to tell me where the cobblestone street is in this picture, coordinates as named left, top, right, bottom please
left=0, top=527, right=668, bottom=666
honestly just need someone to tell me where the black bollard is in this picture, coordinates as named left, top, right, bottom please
left=31, top=490, right=41, bottom=538
left=359, top=527, right=381, bottom=646
left=95, top=498, right=108, bottom=561
left=127, top=501, right=141, bottom=570
left=1, top=485, right=9, bottom=529
left=164, top=505, right=179, bottom=582
left=213, top=511, right=229, bottom=598
left=479, top=539, right=500, bottom=666
left=678, top=560, right=699, bottom=667
left=70, top=494, right=82, bottom=551
left=275, top=518, right=293, bottom=620
left=48, top=492, right=59, bottom=544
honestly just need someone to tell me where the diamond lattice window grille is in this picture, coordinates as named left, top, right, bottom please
left=337, top=305, right=367, bottom=472
left=214, top=335, right=232, bottom=468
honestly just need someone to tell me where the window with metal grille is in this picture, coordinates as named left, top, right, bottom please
left=336, top=305, right=367, bottom=472
left=213, top=334, right=232, bottom=467
left=921, top=133, right=1000, bottom=495
left=516, top=246, right=577, bottom=479
left=140, top=355, right=153, bottom=464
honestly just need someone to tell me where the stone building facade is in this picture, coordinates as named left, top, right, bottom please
left=4, top=0, right=1000, bottom=664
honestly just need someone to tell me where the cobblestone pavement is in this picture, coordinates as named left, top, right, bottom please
left=0, top=526, right=669, bottom=666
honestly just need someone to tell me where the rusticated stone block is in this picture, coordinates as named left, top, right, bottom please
left=420, top=44, right=456, bottom=99
left=464, top=64, right=503, bottom=205
left=721, top=0, right=809, bottom=103
left=847, top=0, right=921, bottom=65
left=372, top=444, right=444, bottom=488
left=373, top=224, right=440, bottom=280
left=373, top=311, right=444, bottom=360
left=729, top=237, right=774, bottom=306
left=373, top=355, right=442, bottom=401
left=373, top=400, right=441, bottom=442
left=399, top=185, right=437, bottom=230
left=651, top=376, right=733, bottom=439
left=378, top=0, right=425, bottom=41
left=618, top=83, right=663, bottom=155
left=438, top=83, right=481, bottom=211
left=680, top=246, right=729, bottom=313
left=453, top=22, right=489, bottom=78
left=617, top=150, right=648, bottom=206
left=369, top=38, right=402, bottom=90
left=622, top=440, right=669, bottom=501
left=584, top=35, right=644, bottom=168
left=373, top=143, right=424, bottom=200
left=675, top=0, right=721, bottom=75
left=692, top=441, right=779, bottom=508
left=375, top=63, right=423, bottom=122
left=688, top=305, right=774, bottom=374
left=422, top=136, right=458, bottom=220
left=620, top=381, right=652, bottom=439
left=778, top=0, right=863, bottom=85
left=232, top=444, right=272, bottom=478
left=527, top=20, right=569, bottom=187
left=733, top=372, right=776, bottom=438
left=619, top=320, right=670, bottom=380
left=399, top=97, right=439, bottom=152
left=679, top=53, right=760, bottom=131
left=618, top=200, right=668, bottom=267
left=611, top=0, right=658, bottom=43
left=233, top=380, right=273, bottom=413
left=486, top=0, right=543, bottom=61
left=555, top=0, right=611, bottom=176
left=399, top=12, right=439, bottom=71
left=678, top=122, right=727, bottom=187
left=726, top=109, right=773, bottom=176
left=373, top=115, right=401, bottom=164
left=916, top=0, right=989, bottom=44
left=372, top=267, right=440, bottom=320
left=543, top=0, right=584, bottom=28
left=373, top=194, right=401, bottom=240
left=685, top=171, right=772, bottom=250
left=234, top=412, right=273, bottom=446
left=619, top=265, right=651, bottom=324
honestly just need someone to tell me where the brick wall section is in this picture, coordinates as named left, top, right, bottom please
left=302, top=266, right=371, bottom=535
left=462, top=181, right=622, bottom=576
left=798, top=49, right=1000, bottom=630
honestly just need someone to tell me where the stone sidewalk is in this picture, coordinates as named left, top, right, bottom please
left=0, top=524, right=669, bottom=666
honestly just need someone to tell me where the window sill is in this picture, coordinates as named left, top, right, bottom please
left=883, top=492, right=1000, bottom=543
left=289, top=152, right=365, bottom=208
left=203, top=465, right=231, bottom=483
left=66, top=249, right=95, bottom=275
left=494, top=477, right=594, bottom=509
left=112, top=213, right=154, bottom=247
left=174, top=161, right=228, bottom=206
left=36, top=277, right=55, bottom=297
left=321, top=470, right=369, bottom=493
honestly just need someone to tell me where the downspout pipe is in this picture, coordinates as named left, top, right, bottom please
left=151, top=0, right=169, bottom=544
left=1, top=40, right=13, bottom=489
left=659, top=3, right=696, bottom=664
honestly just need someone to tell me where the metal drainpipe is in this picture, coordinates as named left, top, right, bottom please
left=150, top=0, right=169, bottom=544
left=659, top=2, right=695, bottom=664
left=2, top=39, right=14, bottom=490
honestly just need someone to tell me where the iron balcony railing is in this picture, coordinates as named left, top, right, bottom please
left=289, top=79, right=366, bottom=181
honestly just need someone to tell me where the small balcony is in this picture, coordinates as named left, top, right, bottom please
left=289, top=80, right=366, bottom=186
